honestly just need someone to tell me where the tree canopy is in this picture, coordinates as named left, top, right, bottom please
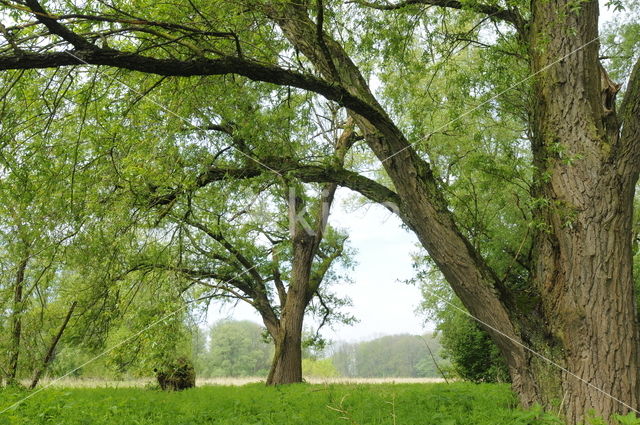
left=1, top=0, right=640, bottom=422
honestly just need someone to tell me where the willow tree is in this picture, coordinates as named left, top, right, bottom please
left=0, top=66, right=115, bottom=386
left=142, top=172, right=354, bottom=385
left=48, top=64, right=359, bottom=384
left=137, top=135, right=356, bottom=384
left=1, top=0, right=639, bottom=422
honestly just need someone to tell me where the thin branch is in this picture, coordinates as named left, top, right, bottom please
left=186, top=276, right=256, bottom=306
left=29, top=301, right=77, bottom=389
left=181, top=217, right=265, bottom=286
left=0, top=22, right=24, bottom=54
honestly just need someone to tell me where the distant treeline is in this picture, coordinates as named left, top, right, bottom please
left=330, top=334, right=446, bottom=378
left=193, top=320, right=447, bottom=379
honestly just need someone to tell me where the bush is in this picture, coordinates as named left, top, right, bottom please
left=154, top=357, right=196, bottom=391
left=302, top=358, right=339, bottom=378
left=437, top=312, right=510, bottom=383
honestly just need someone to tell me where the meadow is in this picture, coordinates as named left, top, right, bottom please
left=0, top=382, right=570, bottom=425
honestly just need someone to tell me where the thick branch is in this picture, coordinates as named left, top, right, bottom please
left=315, top=0, right=339, bottom=80
left=619, top=56, right=640, bottom=173
left=172, top=161, right=402, bottom=214
left=0, top=49, right=411, bottom=151
left=24, top=0, right=95, bottom=49
left=352, top=0, right=525, bottom=30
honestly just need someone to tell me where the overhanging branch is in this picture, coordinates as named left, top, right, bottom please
left=152, top=160, right=403, bottom=216
left=0, top=49, right=404, bottom=141
left=351, top=0, right=526, bottom=31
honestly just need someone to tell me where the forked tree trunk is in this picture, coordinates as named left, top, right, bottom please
left=265, top=132, right=348, bottom=386
left=266, top=214, right=316, bottom=385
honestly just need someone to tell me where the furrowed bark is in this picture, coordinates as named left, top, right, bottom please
left=529, top=0, right=640, bottom=422
left=265, top=231, right=311, bottom=385
left=266, top=296, right=306, bottom=385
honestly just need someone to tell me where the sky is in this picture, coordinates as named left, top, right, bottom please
left=207, top=188, right=432, bottom=343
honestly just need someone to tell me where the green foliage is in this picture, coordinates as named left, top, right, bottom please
left=435, top=312, right=510, bottom=383
left=583, top=411, right=640, bottom=425
left=0, top=383, right=565, bottom=425
left=419, top=278, right=508, bottom=383
left=601, top=1, right=640, bottom=84
left=201, top=320, right=273, bottom=378
left=613, top=413, right=640, bottom=425
left=0, top=23, right=355, bottom=383
left=302, top=358, right=339, bottom=378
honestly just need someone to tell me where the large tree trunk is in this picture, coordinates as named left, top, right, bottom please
left=528, top=1, right=640, bottom=422
left=3, top=0, right=639, bottom=421
left=266, top=300, right=306, bottom=385
left=266, top=192, right=317, bottom=385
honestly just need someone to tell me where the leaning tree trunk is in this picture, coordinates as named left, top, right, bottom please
left=30, top=301, right=77, bottom=389
left=529, top=0, right=640, bottom=422
left=260, top=0, right=540, bottom=404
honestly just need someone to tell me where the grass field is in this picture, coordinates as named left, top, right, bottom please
left=0, top=382, right=568, bottom=425
left=25, top=377, right=447, bottom=388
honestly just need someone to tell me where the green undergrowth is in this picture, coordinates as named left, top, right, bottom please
left=0, top=382, right=631, bottom=425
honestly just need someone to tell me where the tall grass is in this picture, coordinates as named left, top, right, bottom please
left=0, top=382, right=637, bottom=424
